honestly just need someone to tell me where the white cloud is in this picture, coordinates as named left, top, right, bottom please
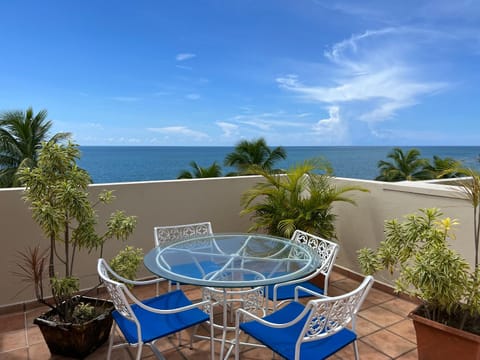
left=324, top=28, right=398, bottom=70
left=317, top=1, right=480, bottom=27
left=276, top=27, right=449, bottom=124
left=147, top=126, right=209, bottom=140
left=297, top=112, right=312, bottom=118
left=312, top=106, right=348, bottom=142
left=216, top=121, right=239, bottom=137
left=237, top=119, right=272, bottom=131
left=233, top=112, right=307, bottom=131
left=176, top=53, right=196, bottom=61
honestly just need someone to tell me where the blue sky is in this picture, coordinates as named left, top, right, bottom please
left=1, top=1, right=480, bottom=146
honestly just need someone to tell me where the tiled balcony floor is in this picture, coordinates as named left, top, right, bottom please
left=0, top=270, right=419, bottom=359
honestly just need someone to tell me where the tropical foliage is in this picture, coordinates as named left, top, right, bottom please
left=16, top=141, right=138, bottom=323
left=375, top=148, right=430, bottom=181
left=376, top=147, right=464, bottom=182
left=454, top=167, right=480, bottom=270
left=358, top=208, right=480, bottom=333
left=423, top=155, right=463, bottom=179
left=241, top=159, right=369, bottom=239
left=0, top=107, right=70, bottom=187
left=177, top=161, right=223, bottom=179
left=224, top=138, right=287, bottom=175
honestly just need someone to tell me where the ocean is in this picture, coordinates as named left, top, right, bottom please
left=77, top=146, right=480, bottom=184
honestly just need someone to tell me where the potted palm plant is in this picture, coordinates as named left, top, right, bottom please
left=16, top=140, right=142, bottom=358
left=241, top=158, right=368, bottom=290
left=240, top=158, right=368, bottom=239
left=358, top=206, right=480, bottom=360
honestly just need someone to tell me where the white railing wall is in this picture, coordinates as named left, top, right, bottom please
left=0, top=176, right=474, bottom=308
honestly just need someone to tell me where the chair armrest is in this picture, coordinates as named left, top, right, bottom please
left=271, top=267, right=322, bottom=302
left=294, top=285, right=327, bottom=301
left=235, top=305, right=309, bottom=329
left=131, top=295, right=211, bottom=315
left=111, top=273, right=165, bottom=287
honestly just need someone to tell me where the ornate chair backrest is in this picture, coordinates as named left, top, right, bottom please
left=97, top=258, right=138, bottom=323
left=154, top=221, right=213, bottom=247
left=291, top=230, right=339, bottom=276
left=299, top=275, right=373, bottom=347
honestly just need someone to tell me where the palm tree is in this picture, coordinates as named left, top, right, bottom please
left=375, top=148, right=430, bottom=182
left=177, top=161, right=223, bottom=179
left=423, top=155, right=463, bottom=179
left=224, top=138, right=287, bottom=175
left=0, top=107, right=70, bottom=187
left=241, top=159, right=369, bottom=239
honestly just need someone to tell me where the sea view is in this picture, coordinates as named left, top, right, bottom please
left=78, top=146, right=480, bottom=184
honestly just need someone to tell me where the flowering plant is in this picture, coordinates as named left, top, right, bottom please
left=358, top=208, right=480, bottom=333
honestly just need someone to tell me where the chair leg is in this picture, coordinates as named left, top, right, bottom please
left=190, top=324, right=199, bottom=349
left=107, top=323, right=117, bottom=360
left=353, top=340, right=360, bottom=360
left=147, top=342, right=165, bottom=360
left=136, top=345, right=143, bottom=360
left=168, top=282, right=182, bottom=347
left=177, top=331, right=182, bottom=347
left=210, top=316, right=215, bottom=360
left=234, top=325, right=240, bottom=360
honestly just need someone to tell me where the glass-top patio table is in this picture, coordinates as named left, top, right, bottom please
left=143, top=233, right=320, bottom=288
left=144, top=233, right=321, bottom=359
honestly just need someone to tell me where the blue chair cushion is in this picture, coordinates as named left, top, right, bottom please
left=240, top=301, right=356, bottom=360
left=112, top=289, right=209, bottom=344
left=266, top=281, right=324, bottom=301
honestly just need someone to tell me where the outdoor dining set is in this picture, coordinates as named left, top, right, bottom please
left=97, top=222, right=374, bottom=360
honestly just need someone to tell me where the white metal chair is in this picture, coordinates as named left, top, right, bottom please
left=266, top=230, right=339, bottom=310
left=154, top=221, right=213, bottom=247
left=97, top=258, right=213, bottom=360
left=154, top=221, right=213, bottom=291
left=235, top=275, right=374, bottom=360
left=202, top=270, right=266, bottom=360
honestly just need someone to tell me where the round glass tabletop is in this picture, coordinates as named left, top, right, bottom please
left=144, top=233, right=320, bottom=288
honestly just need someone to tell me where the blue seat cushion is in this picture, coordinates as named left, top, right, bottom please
left=240, top=302, right=356, bottom=360
left=112, top=289, right=209, bottom=344
left=266, top=281, right=324, bottom=301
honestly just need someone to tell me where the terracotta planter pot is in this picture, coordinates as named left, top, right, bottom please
left=409, top=310, right=480, bottom=360
left=34, top=296, right=114, bottom=359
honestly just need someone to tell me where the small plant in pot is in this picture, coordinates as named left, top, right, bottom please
left=15, top=140, right=142, bottom=358
left=358, top=207, right=480, bottom=360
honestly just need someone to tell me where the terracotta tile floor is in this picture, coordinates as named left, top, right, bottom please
left=0, top=270, right=419, bottom=359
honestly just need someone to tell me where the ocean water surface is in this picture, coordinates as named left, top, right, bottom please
left=77, top=146, right=480, bottom=184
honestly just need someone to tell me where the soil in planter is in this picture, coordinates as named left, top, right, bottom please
left=41, top=297, right=113, bottom=324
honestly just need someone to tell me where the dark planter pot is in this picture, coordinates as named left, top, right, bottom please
left=34, top=296, right=114, bottom=359
left=409, top=309, right=480, bottom=360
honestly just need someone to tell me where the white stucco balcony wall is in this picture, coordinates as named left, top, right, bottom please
left=0, top=176, right=475, bottom=309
